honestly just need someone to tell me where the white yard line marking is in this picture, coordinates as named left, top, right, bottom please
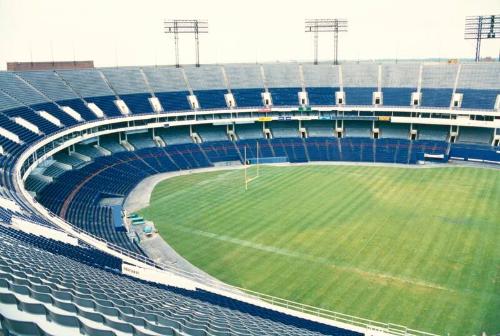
left=172, top=225, right=453, bottom=293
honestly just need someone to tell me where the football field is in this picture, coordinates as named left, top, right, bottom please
left=138, top=165, right=500, bottom=335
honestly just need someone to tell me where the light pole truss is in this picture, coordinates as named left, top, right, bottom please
left=464, top=15, right=499, bottom=62
left=164, top=19, right=208, bottom=67
left=305, top=19, right=348, bottom=65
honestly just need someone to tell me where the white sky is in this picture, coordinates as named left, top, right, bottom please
left=0, top=0, right=499, bottom=70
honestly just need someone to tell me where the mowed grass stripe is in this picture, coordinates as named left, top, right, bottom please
left=312, top=167, right=384, bottom=261
left=323, top=168, right=405, bottom=311
left=139, top=166, right=500, bottom=335
left=243, top=169, right=323, bottom=291
left=400, top=169, right=459, bottom=332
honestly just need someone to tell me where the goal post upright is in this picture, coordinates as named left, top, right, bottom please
left=244, top=146, right=248, bottom=191
left=256, top=141, right=260, bottom=178
left=244, top=141, right=261, bottom=191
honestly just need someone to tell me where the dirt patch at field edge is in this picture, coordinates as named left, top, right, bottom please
left=124, top=166, right=244, bottom=213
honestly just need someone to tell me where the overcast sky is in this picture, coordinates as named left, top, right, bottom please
left=0, top=0, right=499, bottom=70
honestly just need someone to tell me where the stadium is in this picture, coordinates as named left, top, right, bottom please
left=0, top=1, right=499, bottom=335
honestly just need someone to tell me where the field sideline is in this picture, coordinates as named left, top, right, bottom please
left=138, top=165, right=500, bottom=335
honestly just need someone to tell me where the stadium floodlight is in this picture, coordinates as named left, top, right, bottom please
left=464, top=15, right=499, bottom=62
left=305, top=19, right=348, bottom=65
left=164, top=19, right=208, bottom=68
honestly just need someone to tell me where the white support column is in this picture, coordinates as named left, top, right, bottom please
left=338, top=64, right=344, bottom=92
left=335, top=91, right=345, bottom=105
left=140, top=67, right=156, bottom=97
left=491, top=131, right=499, bottom=146
left=260, top=64, right=268, bottom=92
left=417, top=64, right=423, bottom=93
left=372, top=91, right=383, bottom=106
left=221, top=65, right=232, bottom=93
left=451, top=93, right=463, bottom=108
left=377, top=64, right=382, bottom=92
left=411, top=92, right=422, bottom=106
left=224, top=93, right=236, bottom=108
left=450, top=64, right=462, bottom=108
left=181, top=67, right=194, bottom=96
left=261, top=92, right=273, bottom=107
left=372, top=120, right=379, bottom=139
left=298, top=91, right=309, bottom=106
left=187, top=95, right=200, bottom=110
left=299, top=64, right=306, bottom=92
left=98, top=70, right=120, bottom=97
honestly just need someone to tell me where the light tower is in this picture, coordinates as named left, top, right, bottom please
left=464, top=15, right=499, bottom=62
left=305, top=19, right=348, bottom=65
left=164, top=19, right=208, bottom=67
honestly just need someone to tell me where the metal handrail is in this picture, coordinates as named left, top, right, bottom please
left=227, top=286, right=439, bottom=336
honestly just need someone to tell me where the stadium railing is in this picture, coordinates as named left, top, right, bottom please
left=230, top=287, right=440, bottom=336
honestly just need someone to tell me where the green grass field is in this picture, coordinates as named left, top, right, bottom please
left=139, top=165, right=500, bottom=335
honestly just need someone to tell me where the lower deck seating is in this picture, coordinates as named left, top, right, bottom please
left=450, top=143, right=500, bottom=163
left=200, top=141, right=241, bottom=163
left=271, top=138, right=308, bottom=162
left=35, top=144, right=215, bottom=252
left=411, top=140, right=449, bottom=162
left=28, top=134, right=498, bottom=257
left=24, top=174, right=50, bottom=194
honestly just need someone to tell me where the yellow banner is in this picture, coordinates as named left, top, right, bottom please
left=378, top=116, right=391, bottom=121
left=257, top=117, right=273, bottom=122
